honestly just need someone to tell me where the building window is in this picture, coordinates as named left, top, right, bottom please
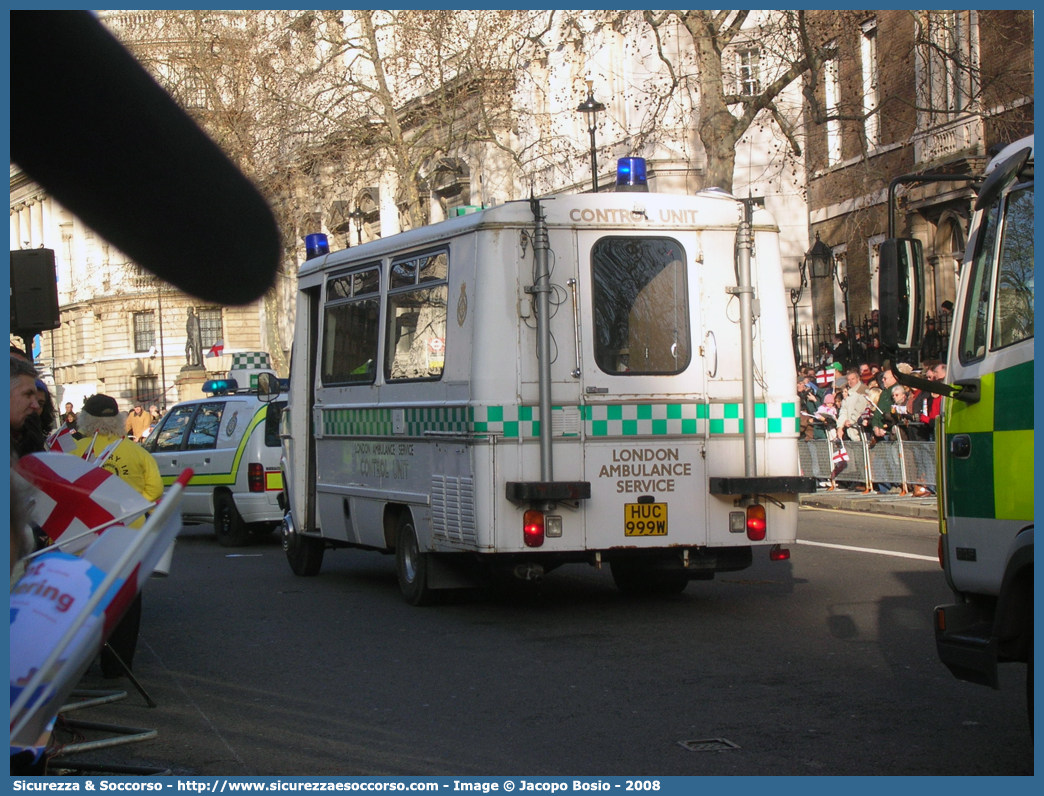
left=861, top=19, right=880, bottom=148
left=824, top=44, right=842, bottom=166
left=198, top=308, right=223, bottom=348
left=180, top=67, right=208, bottom=110
left=133, top=311, right=155, bottom=353
left=920, top=11, right=976, bottom=126
left=830, top=247, right=848, bottom=334
left=135, top=375, right=159, bottom=406
left=737, top=48, right=760, bottom=96
left=868, top=235, right=885, bottom=314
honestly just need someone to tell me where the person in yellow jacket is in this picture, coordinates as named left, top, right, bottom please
left=72, top=394, right=163, bottom=502
left=69, top=393, right=163, bottom=678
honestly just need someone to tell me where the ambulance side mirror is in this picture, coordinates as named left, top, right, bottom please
left=878, top=238, right=924, bottom=351
left=256, top=372, right=281, bottom=403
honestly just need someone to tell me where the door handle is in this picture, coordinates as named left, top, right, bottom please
left=950, top=434, right=971, bottom=459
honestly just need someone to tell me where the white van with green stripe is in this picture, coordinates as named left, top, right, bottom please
left=881, top=136, right=1034, bottom=723
left=280, top=157, right=814, bottom=604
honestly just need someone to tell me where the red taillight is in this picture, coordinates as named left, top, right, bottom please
left=523, top=510, right=545, bottom=547
left=769, top=544, right=790, bottom=561
left=248, top=463, right=265, bottom=493
left=746, top=504, right=766, bottom=541
left=938, top=534, right=945, bottom=569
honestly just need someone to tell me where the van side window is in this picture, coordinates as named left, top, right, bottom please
left=322, top=265, right=381, bottom=385
left=185, top=402, right=225, bottom=450
left=386, top=250, right=448, bottom=382
left=591, top=237, right=690, bottom=375
left=991, top=186, right=1034, bottom=350
left=959, top=199, right=1000, bottom=364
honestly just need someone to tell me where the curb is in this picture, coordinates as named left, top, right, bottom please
left=799, top=492, right=939, bottom=520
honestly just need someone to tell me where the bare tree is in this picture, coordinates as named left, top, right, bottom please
left=628, top=10, right=837, bottom=195
left=104, top=10, right=535, bottom=371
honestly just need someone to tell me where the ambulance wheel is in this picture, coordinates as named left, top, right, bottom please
left=214, top=493, right=250, bottom=547
left=611, top=560, right=689, bottom=596
left=283, top=518, right=324, bottom=577
left=396, top=513, right=438, bottom=606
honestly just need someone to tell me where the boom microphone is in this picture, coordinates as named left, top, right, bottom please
left=10, top=11, right=280, bottom=305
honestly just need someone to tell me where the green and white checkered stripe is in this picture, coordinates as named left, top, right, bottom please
left=322, top=402, right=798, bottom=439
left=472, top=404, right=543, bottom=438
left=402, top=406, right=470, bottom=435
left=323, top=406, right=470, bottom=437
left=583, top=402, right=797, bottom=437
left=232, top=352, right=271, bottom=369
left=583, top=403, right=707, bottom=437
left=707, top=401, right=799, bottom=435
left=324, top=408, right=393, bottom=436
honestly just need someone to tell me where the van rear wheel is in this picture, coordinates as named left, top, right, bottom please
left=395, top=513, right=438, bottom=606
left=214, top=493, right=250, bottom=547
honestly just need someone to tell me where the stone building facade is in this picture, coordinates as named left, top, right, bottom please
left=802, top=9, right=1033, bottom=350
left=10, top=165, right=269, bottom=412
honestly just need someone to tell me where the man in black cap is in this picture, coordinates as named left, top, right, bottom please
left=70, top=394, right=163, bottom=677
left=72, top=394, right=163, bottom=503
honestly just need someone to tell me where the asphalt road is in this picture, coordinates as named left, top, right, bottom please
left=57, top=507, right=1033, bottom=776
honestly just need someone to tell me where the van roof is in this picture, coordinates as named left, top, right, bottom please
left=298, top=190, right=766, bottom=278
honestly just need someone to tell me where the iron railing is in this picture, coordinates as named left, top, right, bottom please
left=791, top=313, right=951, bottom=370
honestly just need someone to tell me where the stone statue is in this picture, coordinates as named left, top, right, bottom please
left=185, top=307, right=203, bottom=367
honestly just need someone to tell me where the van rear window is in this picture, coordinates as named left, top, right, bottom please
left=591, top=236, right=690, bottom=375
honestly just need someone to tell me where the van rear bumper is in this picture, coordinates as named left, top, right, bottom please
left=709, top=476, right=816, bottom=496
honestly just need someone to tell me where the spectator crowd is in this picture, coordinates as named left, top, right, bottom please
left=796, top=316, right=948, bottom=497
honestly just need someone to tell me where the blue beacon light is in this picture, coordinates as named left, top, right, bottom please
left=305, top=233, right=330, bottom=260
left=615, top=157, right=648, bottom=192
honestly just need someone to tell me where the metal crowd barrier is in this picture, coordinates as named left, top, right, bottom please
left=798, top=438, right=936, bottom=493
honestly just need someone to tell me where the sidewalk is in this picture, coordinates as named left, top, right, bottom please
left=799, top=487, right=939, bottom=520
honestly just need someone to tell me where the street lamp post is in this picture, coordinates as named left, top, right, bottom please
left=790, top=258, right=808, bottom=365
left=349, top=207, right=365, bottom=246
left=576, top=80, right=605, bottom=193
left=804, top=232, right=852, bottom=361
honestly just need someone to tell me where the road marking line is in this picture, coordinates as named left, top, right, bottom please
left=796, top=539, right=938, bottom=562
